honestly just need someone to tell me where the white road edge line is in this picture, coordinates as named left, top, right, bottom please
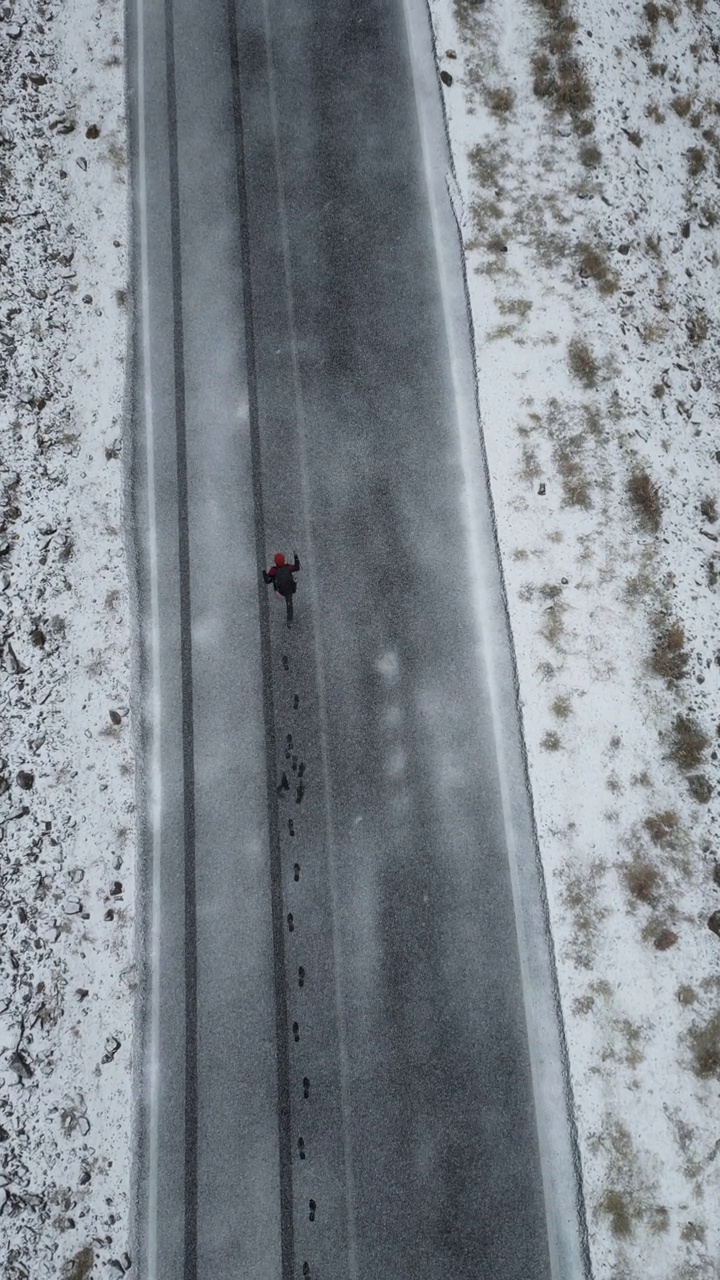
left=136, top=1, right=163, bottom=1276
left=400, top=1, right=582, bottom=1277
left=259, top=0, right=361, bottom=1274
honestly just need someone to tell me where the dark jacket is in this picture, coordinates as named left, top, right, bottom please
left=263, top=554, right=300, bottom=597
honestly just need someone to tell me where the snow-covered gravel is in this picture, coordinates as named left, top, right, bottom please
left=427, top=0, right=720, bottom=1274
left=0, top=0, right=133, bottom=1276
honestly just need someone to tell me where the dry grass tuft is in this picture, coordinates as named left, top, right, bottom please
left=551, top=694, right=573, bottom=719
left=454, top=0, right=486, bottom=29
left=468, top=141, right=504, bottom=190
left=687, top=773, right=712, bottom=804
left=669, top=714, right=709, bottom=772
left=644, top=810, right=679, bottom=847
left=541, top=730, right=562, bottom=751
left=677, top=984, right=697, bottom=1005
left=580, top=142, right=602, bottom=167
left=64, top=1248, right=95, bottom=1280
left=576, top=242, right=619, bottom=294
left=650, top=622, right=689, bottom=681
left=686, top=145, right=707, bottom=177
left=628, top=470, right=663, bottom=532
left=624, top=860, right=662, bottom=906
left=530, top=0, right=593, bottom=127
left=654, top=928, right=678, bottom=950
left=645, top=102, right=666, bottom=123
left=557, top=446, right=591, bottom=508
left=700, top=495, right=718, bottom=522
left=486, top=86, right=516, bottom=115
left=671, top=93, right=693, bottom=117
left=600, top=1189, right=633, bottom=1238
left=568, top=337, right=600, bottom=387
left=688, top=1011, right=720, bottom=1079
left=686, top=310, right=710, bottom=343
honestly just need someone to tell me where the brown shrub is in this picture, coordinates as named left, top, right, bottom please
left=624, top=860, right=662, bottom=905
left=671, top=94, right=692, bottom=117
left=670, top=714, right=709, bottom=772
left=628, top=470, right=663, bottom=532
left=687, top=146, right=707, bottom=177
left=556, top=58, right=592, bottom=114
left=687, top=310, right=710, bottom=343
left=532, top=52, right=556, bottom=100
left=600, top=1189, right=633, bottom=1238
left=688, top=773, right=712, bottom=803
left=576, top=242, right=619, bottom=294
left=568, top=337, right=600, bottom=387
left=487, top=87, right=516, bottom=115
left=644, top=810, right=679, bottom=846
left=650, top=623, right=689, bottom=680
left=654, top=928, right=678, bottom=950
left=580, top=142, right=603, bottom=167
left=688, top=1011, right=720, bottom=1079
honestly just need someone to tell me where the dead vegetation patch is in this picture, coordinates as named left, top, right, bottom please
left=529, top=0, right=595, bottom=162
left=561, top=860, right=609, bottom=968
left=576, top=242, right=619, bottom=294
left=686, top=309, right=710, bottom=344
left=567, top=337, right=600, bottom=387
left=645, top=101, right=666, bottom=123
left=468, top=140, right=505, bottom=192
left=671, top=93, right=693, bottom=117
left=599, top=1189, right=633, bottom=1238
left=551, top=693, right=572, bottom=719
left=580, top=142, right=603, bottom=167
left=540, top=597, right=568, bottom=645
left=687, top=773, right=712, bottom=804
left=650, top=621, right=689, bottom=680
left=623, top=858, right=663, bottom=906
left=688, top=1011, right=720, bottom=1079
left=486, top=86, right=516, bottom=115
left=644, top=810, right=680, bottom=847
left=453, top=0, right=487, bottom=31
left=628, top=469, right=663, bottom=532
left=669, top=713, right=709, bottom=772
left=686, top=145, right=707, bottom=177
left=63, top=1248, right=94, bottom=1280
left=654, top=927, right=678, bottom=950
left=557, top=445, right=591, bottom=507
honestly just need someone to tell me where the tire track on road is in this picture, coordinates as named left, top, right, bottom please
left=161, top=2, right=198, bottom=1276
left=224, top=2, right=296, bottom=1277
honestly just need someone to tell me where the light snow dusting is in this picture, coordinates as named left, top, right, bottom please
left=426, top=0, right=720, bottom=1275
left=2, top=0, right=720, bottom=1275
left=0, top=0, right=133, bottom=1277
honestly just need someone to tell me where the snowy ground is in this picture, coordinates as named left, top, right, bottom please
left=427, top=0, right=720, bottom=1275
left=0, top=0, right=133, bottom=1277
left=2, top=0, right=720, bottom=1276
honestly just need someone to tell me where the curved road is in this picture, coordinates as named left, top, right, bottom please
left=128, top=0, right=589, bottom=1277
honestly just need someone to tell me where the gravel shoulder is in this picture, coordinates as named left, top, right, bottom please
left=0, top=1, right=133, bottom=1276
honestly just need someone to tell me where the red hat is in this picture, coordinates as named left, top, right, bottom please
left=274, top=552, right=286, bottom=566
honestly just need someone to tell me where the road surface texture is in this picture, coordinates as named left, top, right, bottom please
left=128, top=0, right=589, bottom=1277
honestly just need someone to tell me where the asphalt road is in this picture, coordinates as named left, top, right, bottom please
left=129, top=0, right=589, bottom=1277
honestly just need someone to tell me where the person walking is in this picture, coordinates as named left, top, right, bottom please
left=263, top=551, right=300, bottom=626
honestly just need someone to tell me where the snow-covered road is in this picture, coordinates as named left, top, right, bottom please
left=130, top=0, right=586, bottom=1276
